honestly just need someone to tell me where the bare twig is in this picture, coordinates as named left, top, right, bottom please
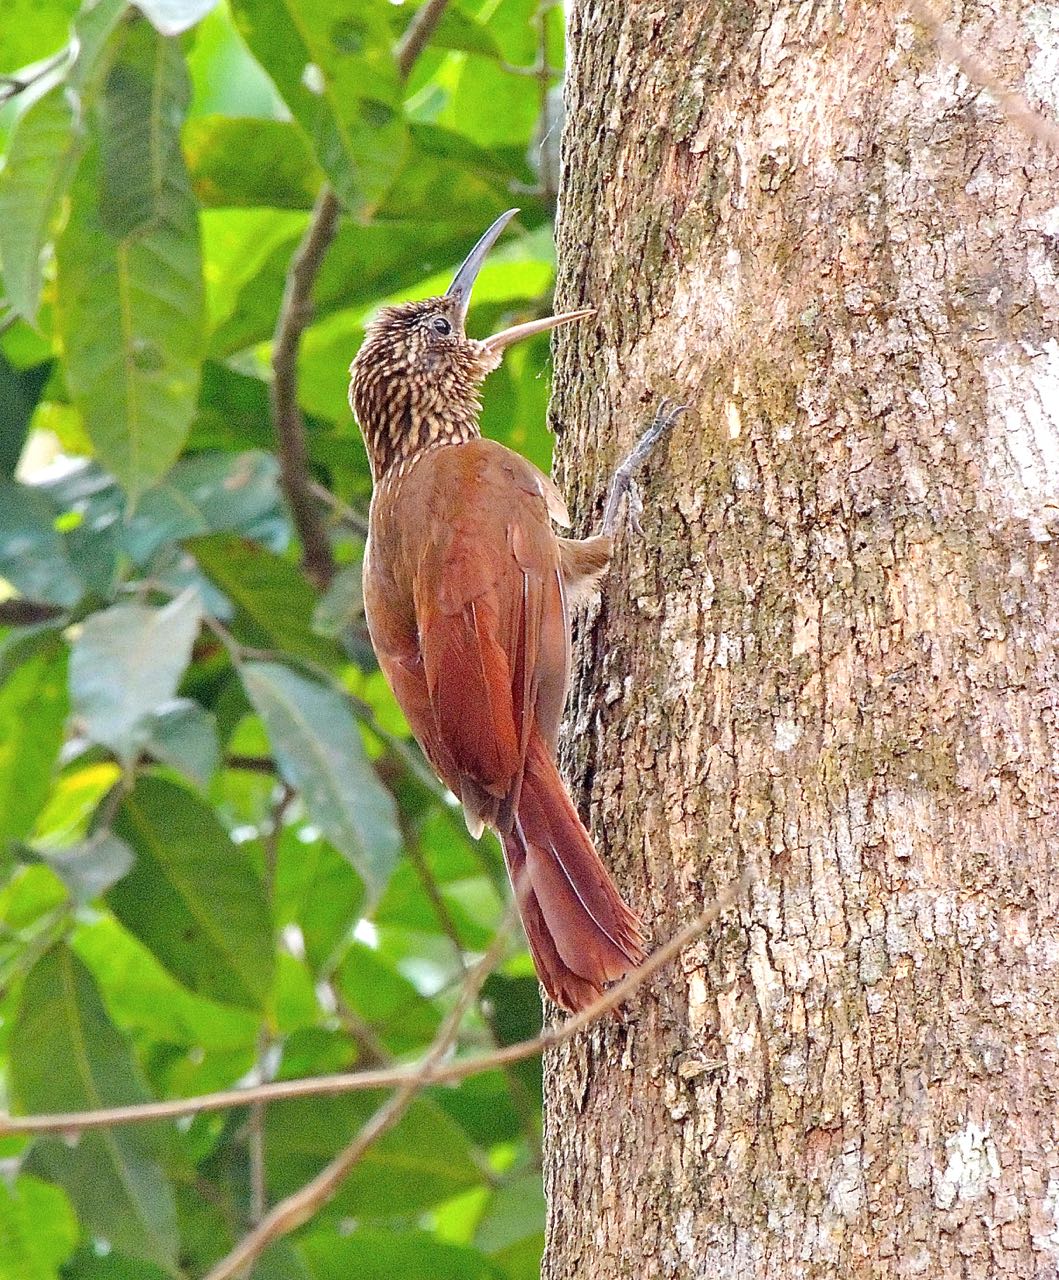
left=908, top=0, right=1059, bottom=152
left=223, top=754, right=278, bottom=775
left=0, top=47, right=71, bottom=105
left=0, top=599, right=65, bottom=626
left=404, top=829, right=470, bottom=968
left=247, top=784, right=293, bottom=1225
left=405, top=826, right=542, bottom=1154
left=308, top=481, right=369, bottom=537
left=202, top=897, right=521, bottom=1280
left=270, top=189, right=341, bottom=589
left=395, top=0, right=451, bottom=79
left=269, top=0, right=453, bottom=590
left=0, top=878, right=749, bottom=1138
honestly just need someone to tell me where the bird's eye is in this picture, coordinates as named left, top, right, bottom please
left=431, top=315, right=452, bottom=335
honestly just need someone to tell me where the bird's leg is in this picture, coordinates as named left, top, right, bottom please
left=558, top=399, right=687, bottom=606
left=601, top=397, right=688, bottom=538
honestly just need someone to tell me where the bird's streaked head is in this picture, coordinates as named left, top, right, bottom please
left=349, top=210, right=593, bottom=480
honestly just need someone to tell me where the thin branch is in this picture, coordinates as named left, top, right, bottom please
left=405, top=826, right=542, bottom=1154
left=0, top=599, right=64, bottom=626
left=270, top=187, right=342, bottom=590
left=269, top=0, right=453, bottom=589
left=0, top=47, right=71, bottom=105
left=908, top=0, right=1059, bottom=152
left=308, top=481, right=369, bottom=538
left=0, top=878, right=749, bottom=1138
left=202, top=897, right=520, bottom=1280
left=404, top=829, right=469, bottom=968
left=248, top=784, right=293, bottom=1226
left=223, top=754, right=279, bottom=775
left=395, top=0, right=451, bottom=79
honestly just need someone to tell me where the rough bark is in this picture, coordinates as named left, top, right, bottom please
left=544, top=2, right=1059, bottom=1278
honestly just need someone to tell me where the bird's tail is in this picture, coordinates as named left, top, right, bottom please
left=501, top=737, right=645, bottom=1013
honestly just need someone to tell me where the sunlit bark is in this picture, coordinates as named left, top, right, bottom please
left=545, top=2, right=1059, bottom=1276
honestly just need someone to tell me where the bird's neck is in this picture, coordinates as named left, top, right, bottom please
left=355, top=380, right=483, bottom=483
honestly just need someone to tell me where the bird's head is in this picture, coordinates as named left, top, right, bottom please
left=349, top=210, right=593, bottom=479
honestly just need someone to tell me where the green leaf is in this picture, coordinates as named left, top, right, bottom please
left=441, top=0, right=543, bottom=150
left=134, top=0, right=220, bottom=36
left=0, top=0, right=78, bottom=76
left=0, top=0, right=134, bottom=322
left=55, top=27, right=204, bottom=502
left=10, top=946, right=180, bottom=1275
left=274, top=825, right=364, bottom=971
left=379, top=123, right=541, bottom=225
left=0, top=479, right=84, bottom=607
left=21, top=830, right=135, bottom=905
left=266, top=1093, right=480, bottom=1216
left=68, top=0, right=129, bottom=95
left=0, top=625, right=63, bottom=688
left=0, top=88, right=83, bottom=322
left=230, top=0, right=407, bottom=214
left=301, top=1228, right=503, bottom=1280
left=241, top=662, right=401, bottom=904
left=96, top=22, right=187, bottom=237
left=111, top=774, right=274, bottom=1009
left=0, top=644, right=68, bottom=846
left=32, top=462, right=124, bottom=599
left=185, top=0, right=285, bottom=118
left=25, top=761, right=122, bottom=851
left=185, top=116, right=322, bottom=209
left=0, top=1175, right=78, bottom=1280
left=56, top=1251, right=170, bottom=1280
left=187, top=535, right=342, bottom=667
left=142, top=698, right=220, bottom=787
left=433, top=1069, right=529, bottom=1149
left=74, top=914, right=259, bottom=1052
left=69, top=589, right=203, bottom=765
left=124, top=450, right=282, bottom=564
left=0, top=356, right=50, bottom=477
left=209, top=191, right=547, bottom=358
left=474, top=1174, right=545, bottom=1280
left=335, top=940, right=440, bottom=1054
left=251, top=1242, right=314, bottom=1280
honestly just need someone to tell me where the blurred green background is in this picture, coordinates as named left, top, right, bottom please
left=0, top=1, right=566, bottom=1275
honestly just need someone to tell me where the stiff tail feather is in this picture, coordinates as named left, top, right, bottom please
left=501, top=738, right=645, bottom=1012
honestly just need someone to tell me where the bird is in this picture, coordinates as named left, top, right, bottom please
left=349, top=209, right=675, bottom=1012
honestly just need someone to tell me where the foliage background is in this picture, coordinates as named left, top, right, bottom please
left=0, top=0, right=565, bottom=1274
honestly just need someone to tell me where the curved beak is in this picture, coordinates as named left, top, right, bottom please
left=446, top=208, right=520, bottom=325
left=446, top=210, right=595, bottom=354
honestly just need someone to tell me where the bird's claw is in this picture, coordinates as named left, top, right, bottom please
left=601, top=396, right=689, bottom=538
left=640, top=396, right=689, bottom=456
left=625, top=483, right=646, bottom=536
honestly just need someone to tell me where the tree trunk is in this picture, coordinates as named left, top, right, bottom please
left=544, top=2, right=1059, bottom=1277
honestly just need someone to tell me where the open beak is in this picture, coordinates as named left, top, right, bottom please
left=446, top=208, right=595, bottom=352
left=481, top=308, right=595, bottom=354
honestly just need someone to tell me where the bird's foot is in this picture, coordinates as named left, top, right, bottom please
left=601, top=397, right=688, bottom=538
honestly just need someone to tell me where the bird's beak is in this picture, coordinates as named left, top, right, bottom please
left=481, top=308, right=596, bottom=354
left=446, top=209, right=595, bottom=352
left=446, top=208, right=520, bottom=325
